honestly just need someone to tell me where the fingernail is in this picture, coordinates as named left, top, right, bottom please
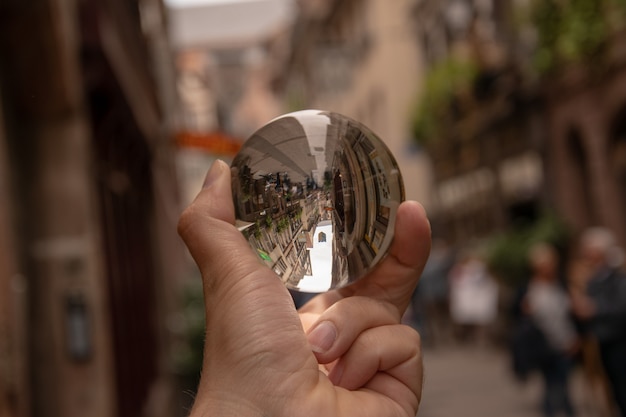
left=307, top=321, right=337, bottom=354
left=203, top=160, right=224, bottom=189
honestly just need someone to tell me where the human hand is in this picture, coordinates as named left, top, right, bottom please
left=177, top=160, right=431, bottom=417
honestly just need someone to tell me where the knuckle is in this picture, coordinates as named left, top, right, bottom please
left=177, top=203, right=202, bottom=238
left=402, top=325, right=422, bottom=354
left=334, top=296, right=397, bottom=322
left=408, top=326, right=422, bottom=347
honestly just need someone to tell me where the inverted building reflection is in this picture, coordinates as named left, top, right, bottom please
left=231, top=110, right=403, bottom=292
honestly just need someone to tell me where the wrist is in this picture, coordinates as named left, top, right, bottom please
left=190, top=405, right=265, bottom=417
left=189, top=392, right=268, bottom=417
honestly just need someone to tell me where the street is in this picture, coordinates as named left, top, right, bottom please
left=418, top=345, right=598, bottom=417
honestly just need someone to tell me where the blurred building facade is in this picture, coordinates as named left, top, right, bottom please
left=169, top=0, right=626, bottom=249
left=544, top=25, right=626, bottom=245
left=409, top=0, right=626, bottom=246
left=274, top=0, right=434, bottom=209
left=0, top=0, right=184, bottom=416
left=410, top=0, right=544, bottom=243
left=168, top=0, right=294, bottom=206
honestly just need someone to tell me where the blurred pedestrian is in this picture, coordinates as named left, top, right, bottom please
left=448, top=250, right=498, bottom=346
left=569, top=257, right=615, bottom=417
left=571, top=227, right=626, bottom=417
left=524, top=243, right=578, bottom=417
left=409, top=239, right=454, bottom=347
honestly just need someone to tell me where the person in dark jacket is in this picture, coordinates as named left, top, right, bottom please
left=571, top=227, right=626, bottom=417
left=525, top=243, right=578, bottom=417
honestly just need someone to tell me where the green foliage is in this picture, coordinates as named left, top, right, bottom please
left=276, top=217, right=290, bottom=233
left=171, top=281, right=205, bottom=385
left=265, top=215, right=273, bottom=229
left=412, top=58, right=478, bottom=145
left=411, top=0, right=626, bottom=143
left=485, top=212, right=571, bottom=287
left=524, top=0, right=626, bottom=74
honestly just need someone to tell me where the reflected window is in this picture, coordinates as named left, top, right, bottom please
left=318, top=232, right=327, bottom=243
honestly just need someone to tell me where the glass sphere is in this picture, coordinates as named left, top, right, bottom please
left=231, top=110, right=404, bottom=292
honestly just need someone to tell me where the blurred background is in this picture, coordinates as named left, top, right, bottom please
left=1, top=0, right=625, bottom=416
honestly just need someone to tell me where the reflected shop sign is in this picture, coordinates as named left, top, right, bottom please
left=175, top=130, right=243, bottom=156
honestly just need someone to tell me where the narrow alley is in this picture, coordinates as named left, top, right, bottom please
left=419, top=346, right=598, bottom=417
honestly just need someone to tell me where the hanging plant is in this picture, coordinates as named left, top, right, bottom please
left=411, top=57, right=478, bottom=145
left=485, top=212, right=571, bottom=287
left=521, top=0, right=626, bottom=75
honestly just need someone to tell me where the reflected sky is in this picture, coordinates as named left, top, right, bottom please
left=297, top=220, right=332, bottom=292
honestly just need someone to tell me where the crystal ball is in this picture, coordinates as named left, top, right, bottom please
left=231, top=110, right=404, bottom=292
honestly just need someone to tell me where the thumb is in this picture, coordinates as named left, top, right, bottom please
left=177, top=159, right=249, bottom=273
left=177, top=159, right=297, bottom=324
left=179, top=161, right=314, bottom=413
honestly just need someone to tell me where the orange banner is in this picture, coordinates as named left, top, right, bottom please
left=175, top=131, right=243, bottom=156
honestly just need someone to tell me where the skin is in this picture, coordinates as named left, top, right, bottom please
left=178, top=160, right=432, bottom=417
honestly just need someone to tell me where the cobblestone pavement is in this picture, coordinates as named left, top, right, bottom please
left=417, top=345, right=601, bottom=417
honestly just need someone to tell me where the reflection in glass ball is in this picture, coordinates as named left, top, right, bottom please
left=231, top=110, right=404, bottom=293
